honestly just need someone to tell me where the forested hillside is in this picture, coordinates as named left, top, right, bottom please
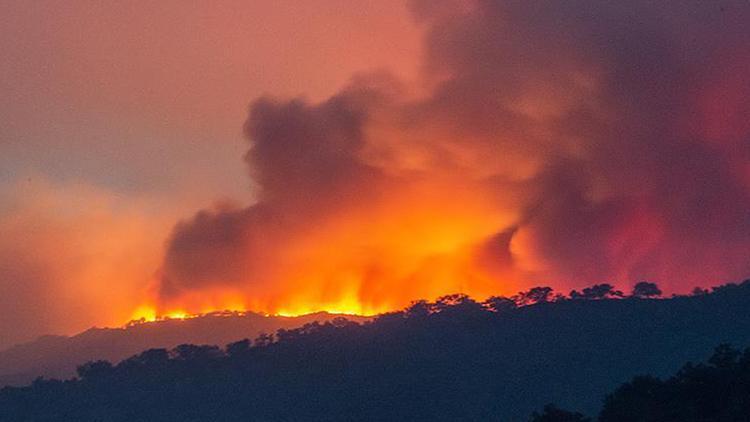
left=2, top=280, right=750, bottom=421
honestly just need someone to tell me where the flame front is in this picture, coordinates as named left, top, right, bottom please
left=131, top=185, right=524, bottom=323
left=123, top=0, right=750, bottom=325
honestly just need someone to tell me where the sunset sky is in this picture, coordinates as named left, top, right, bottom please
left=1, top=0, right=748, bottom=349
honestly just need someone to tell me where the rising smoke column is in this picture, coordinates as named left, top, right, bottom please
left=157, top=0, right=750, bottom=314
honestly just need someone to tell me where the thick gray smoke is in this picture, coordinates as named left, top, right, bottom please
left=159, top=0, right=750, bottom=311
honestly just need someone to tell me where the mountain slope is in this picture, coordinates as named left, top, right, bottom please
left=0, top=311, right=369, bottom=387
left=2, top=281, right=750, bottom=420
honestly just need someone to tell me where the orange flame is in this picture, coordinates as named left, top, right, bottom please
left=124, top=183, right=530, bottom=325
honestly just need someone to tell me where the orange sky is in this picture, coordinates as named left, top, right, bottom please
left=1, top=0, right=748, bottom=349
left=0, top=0, right=422, bottom=348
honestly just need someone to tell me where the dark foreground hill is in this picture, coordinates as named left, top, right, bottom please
left=0, top=311, right=369, bottom=387
left=529, top=343, right=750, bottom=421
left=2, top=280, right=750, bottom=421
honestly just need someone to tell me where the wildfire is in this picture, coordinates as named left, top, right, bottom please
left=126, top=295, right=380, bottom=326
left=128, top=305, right=192, bottom=323
left=120, top=177, right=529, bottom=328
left=136, top=191, right=530, bottom=325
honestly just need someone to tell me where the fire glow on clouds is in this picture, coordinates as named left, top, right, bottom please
left=1, top=0, right=749, bottom=337
left=148, top=0, right=750, bottom=318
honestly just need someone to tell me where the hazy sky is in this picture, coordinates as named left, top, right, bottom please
left=1, top=0, right=748, bottom=349
left=0, top=0, right=421, bottom=198
left=0, top=0, right=421, bottom=348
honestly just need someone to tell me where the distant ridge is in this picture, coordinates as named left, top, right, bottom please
left=0, top=311, right=369, bottom=387
left=4, top=281, right=750, bottom=420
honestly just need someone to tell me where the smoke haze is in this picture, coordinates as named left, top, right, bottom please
left=158, top=0, right=750, bottom=314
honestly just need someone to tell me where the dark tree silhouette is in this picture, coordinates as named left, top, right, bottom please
left=252, top=332, right=275, bottom=347
left=692, top=286, right=709, bottom=296
left=225, top=339, right=251, bottom=357
left=433, top=293, right=484, bottom=314
left=515, top=286, right=554, bottom=305
left=76, top=360, right=113, bottom=380
left=632, top=281, right=662, bottom=298
left=405, top=299, right=432, bottom=318
left=119, top=348, right=170, bottom=370
left=483, top=295, right=517, bottom=313
left=570, top=283, right=623, bottom=300
left=599, top=344, right=750, bottom=421
left=2, top=280, right=750, bottom=421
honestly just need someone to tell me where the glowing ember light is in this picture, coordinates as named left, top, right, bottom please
left=124, top=294, right=388, bottom=326
left=125, top=303, right=370, bottom=326
left=129, top=305, right=157, bottom=322
left=164, top=310, right=188, bottom=320
left=127, top=305, right=212, bottom=325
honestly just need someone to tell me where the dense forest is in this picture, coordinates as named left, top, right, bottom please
left=2, top=280, right=750, bottom=421
left=0, top=311, right=369, bottom=387
left=530, top=343, right=750, bottom=421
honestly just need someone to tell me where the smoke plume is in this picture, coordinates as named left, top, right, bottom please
left=158, top=0, right=750, bottom=314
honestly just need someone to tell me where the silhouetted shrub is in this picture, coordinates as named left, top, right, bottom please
left=632, top=281, right=662, bottom=298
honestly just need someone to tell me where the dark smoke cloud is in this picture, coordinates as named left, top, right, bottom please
left=159, top=0, right=750, bottom=305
